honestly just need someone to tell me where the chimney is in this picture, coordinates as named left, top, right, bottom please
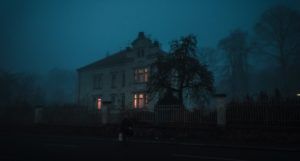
left=138, top=32, right=145, bottom=39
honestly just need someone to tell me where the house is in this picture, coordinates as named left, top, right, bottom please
left=77, top=32, right=166, bottom=111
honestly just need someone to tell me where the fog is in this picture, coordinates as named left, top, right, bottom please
left=1, top=0, right=299, bottom=106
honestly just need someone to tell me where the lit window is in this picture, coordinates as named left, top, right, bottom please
left=97, top=98, right=102, bottom=111
left=134, top=95, right=138, bottom=108
left=133, top=92, right=148, bottom=109
left=134, top=68, right=149, bottom=83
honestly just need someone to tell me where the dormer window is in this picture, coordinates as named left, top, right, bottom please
left=137, top=48, right=144, bottom=57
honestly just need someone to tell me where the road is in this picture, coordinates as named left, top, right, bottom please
left=0, top=133, right=299, bottom=161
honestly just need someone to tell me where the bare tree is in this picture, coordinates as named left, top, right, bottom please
left=0, top=70, right=45, bottom=108
left=254, top=5, right=300, bottom=92
left=218, top=29, right=251, bottom=97
left=0, top=70, right=18, bottom=107
left=147, top=35, right=214, bottom=106
left=198, top=47, right=225, bottom=86
left=198, top=47, right=218, bottom=70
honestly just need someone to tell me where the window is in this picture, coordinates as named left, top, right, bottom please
left=122, top=71, right=126, bottom=87
left=134, top=68, right=149, bottom=83
left=133, top=92, right=148, bottom=109
left=97, top=97, right=102, bottom=111
left=111, top=73, right=116, bottom=88
left=121, top=93, right=125, bottom=108
left=93, top=74, right=102, bottom=89
left=93, top=95, right=102, bottom=111
left=137, top=48, right=144, bottom=57
left=111, top=94, right=116, bottom=105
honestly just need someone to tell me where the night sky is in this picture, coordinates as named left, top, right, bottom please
left=1, top=0, right=299, bottom=73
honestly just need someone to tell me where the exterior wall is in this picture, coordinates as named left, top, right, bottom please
left=78, top=34, right=162, bottom=111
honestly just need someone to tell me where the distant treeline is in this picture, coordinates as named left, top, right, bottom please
left=199, top=5, right=300, bottom=98
left=0, top=68, right=76, bottom=108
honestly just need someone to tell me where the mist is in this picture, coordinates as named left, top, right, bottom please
left=1, top=1, right=300, bottom=160
left=1, top=0, right=300, bottom=105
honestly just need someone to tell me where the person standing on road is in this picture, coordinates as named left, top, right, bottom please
left=119, top=115, right=134, bottom=145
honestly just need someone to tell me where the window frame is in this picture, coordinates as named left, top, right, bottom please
left=137, top=48, right=145, bottom=57
left=133, top=92, right=148, bottom=109
left=122, top=71, right=126, bottom=87
left=93, top=74, right=103, bottom=89
left=110, top=93, right=117, bottom=105
left=134, top=67, right=149, bottom=83
left=111, top=73, right=117, bottom=88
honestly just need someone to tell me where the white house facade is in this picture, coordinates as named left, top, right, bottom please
left=77, top=32, right=166, bottom=111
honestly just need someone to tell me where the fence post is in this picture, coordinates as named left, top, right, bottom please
left=215, top=94, right=227, bottom=127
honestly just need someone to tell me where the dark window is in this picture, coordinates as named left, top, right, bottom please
left=137, top=48, right=144, bottom=57
left=111, top=73, right=116, bottom=88
left=93, top=74, right=102, bottom=89
left=121, top=93, right=125, bottom=108
left=111, top=94, right=116, bottom=105
left=122, top=71, right=126, bottom=87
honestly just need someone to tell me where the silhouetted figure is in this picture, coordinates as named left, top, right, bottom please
left=119, top=116, right=133, bottom=145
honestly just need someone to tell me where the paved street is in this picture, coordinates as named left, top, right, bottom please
left=0, top=133, right=299, bottom=161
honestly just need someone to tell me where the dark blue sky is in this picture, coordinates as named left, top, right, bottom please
left=1, top=0, right=299, bottom=73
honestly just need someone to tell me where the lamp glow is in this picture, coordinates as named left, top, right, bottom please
left=97, top=98, right=102, bottom=111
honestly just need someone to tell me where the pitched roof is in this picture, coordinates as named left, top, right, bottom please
left=77, top=49, right=133, bottom=72
left=77, top=32, right=165, bottom=72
